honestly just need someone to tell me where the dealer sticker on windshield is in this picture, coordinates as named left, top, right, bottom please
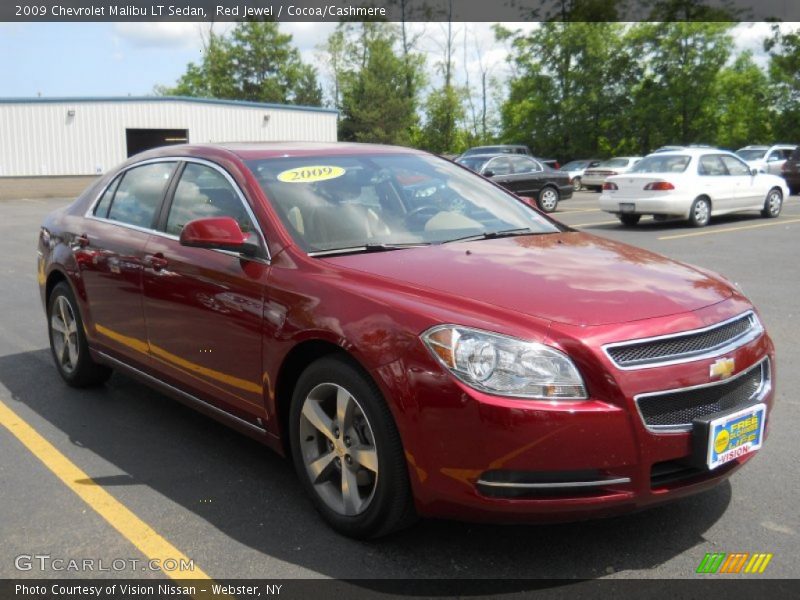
left=277, top=166, right=345, bottom=183
left=707, top=403, right=766, bottom=470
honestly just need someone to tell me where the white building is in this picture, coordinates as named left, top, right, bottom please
left=0, top=96, right=338, bottom=199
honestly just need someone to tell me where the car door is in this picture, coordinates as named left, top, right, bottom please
left=506, top=156, right=545, bottom=196
left=78, top=160, right=178, bottom=367
left=141, top=160, right=269, bottom=421
left=697, top=154, right=737, bottom=213
left=481, top=156, right=514, bottom=191
left=719, top=154, right=761, bottom=209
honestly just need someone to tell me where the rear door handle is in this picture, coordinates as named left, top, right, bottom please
left=145, top=253, right=168, bottom=271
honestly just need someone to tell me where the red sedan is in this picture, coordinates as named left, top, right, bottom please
left=38, top=143, right=775, bottom=538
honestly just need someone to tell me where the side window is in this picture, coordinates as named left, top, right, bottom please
left=720, top=155, right=750, bottom=176
left=510, top=156, right=540, bottom=174
left=166, top=163, right=255, bottom=236
left=107, top=162, right=176, bottom=228
left=93, top=176, right=121, bottom=218
left=698, top=155, right=727, bottom=176
left=487, top=157, right=512, bottom=176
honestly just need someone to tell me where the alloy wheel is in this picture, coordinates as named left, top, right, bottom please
left=50, top=296, right=79, bottom=374
left=766, top=190, right=782, bottom=217
left=298, top=383, right=379, bottom=516
left=539, top=188, right=559, bottom=212
left=692, top=199, right=710, bottom=227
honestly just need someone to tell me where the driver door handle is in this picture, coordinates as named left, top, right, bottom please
left=145, top=253, right=168, bottom=271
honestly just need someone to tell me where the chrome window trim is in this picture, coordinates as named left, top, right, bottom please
left=84, top=156, right=271, bottom=263
left=633, top=356, right=771, bottom=434
left=476, top=477, right=631, bottom=489
left=602, top=311, right=762, bottom=370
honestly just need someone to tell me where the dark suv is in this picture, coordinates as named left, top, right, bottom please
left=782, top=146, right=800, bottom=195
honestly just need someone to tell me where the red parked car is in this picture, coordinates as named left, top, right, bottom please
left=38, top=143, right=775, bottom=538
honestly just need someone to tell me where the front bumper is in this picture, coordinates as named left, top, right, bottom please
left=376, top=299, right=775, bottom=522
left=599, top=193, right=695, bottom=217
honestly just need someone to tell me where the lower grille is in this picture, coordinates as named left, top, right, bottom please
left=651, top=459, right=738, bottom=488
left=636, top=358, right=769, bottom=431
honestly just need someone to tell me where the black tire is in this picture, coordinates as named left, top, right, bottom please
left=761, top=188, right=783, bottom=218
left=289, top=356, right=415, bottom=539
left=618, top=214, right=641, bottom=226
left=789, top=186, right=799, bottom=196
left=537, top=186, right=560, bottom=212
left=688, top=197, right=711, bottom=228
left=573, top=177, right=582, bottom=192
left=47, top=281, right=112, bottom=387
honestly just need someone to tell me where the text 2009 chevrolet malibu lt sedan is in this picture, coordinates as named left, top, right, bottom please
left=38, top=143, right=775, bottom=538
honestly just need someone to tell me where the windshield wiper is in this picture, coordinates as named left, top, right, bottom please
left=442, top=227, right=538, bottom=244
left=308, top=242, right=432, bottom=257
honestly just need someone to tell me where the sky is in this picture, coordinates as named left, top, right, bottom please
left=0, top=22, right=786, bottom=102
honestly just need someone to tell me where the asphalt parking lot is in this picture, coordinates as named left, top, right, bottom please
left=1, top=192, right=798, bottom=582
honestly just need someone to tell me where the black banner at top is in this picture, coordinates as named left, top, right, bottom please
left=3, top=0, right=800, bottom=23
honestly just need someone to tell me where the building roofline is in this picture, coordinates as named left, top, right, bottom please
left=0, top=95, right=338, bottom=115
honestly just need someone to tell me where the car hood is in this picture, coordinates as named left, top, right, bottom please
left=323, top=232, right=733, bottom=326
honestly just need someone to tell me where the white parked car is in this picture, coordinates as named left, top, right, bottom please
left=598, top=149, right=788, bottom=227
left=558, top=159, right=602, bottom=191
left=581, top=157, right=643, bottom=191
left=736, top=144, right=797, bottom=175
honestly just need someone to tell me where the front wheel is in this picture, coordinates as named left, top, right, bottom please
left=689, top=197, right=711, bottom=227
left=47, top=281, right=112, bottom=387
left=289, top=356, right=415, bottom=539
left=761, top=188, right=782, bottom=218
left=537, top=187, right=560, bottom=212
left=618, top=214, right=641, bottom=226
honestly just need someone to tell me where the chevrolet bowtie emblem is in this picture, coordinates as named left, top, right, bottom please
left=710, top=357, right=735, bottom=380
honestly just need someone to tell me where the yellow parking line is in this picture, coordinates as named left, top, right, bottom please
left=0, top=398, right=210, bottom=581
left=572, top=220, right=620, bottom=228
left=558, top=208, right=602, bottom=214
left=659, top=218, right=800, bottom=240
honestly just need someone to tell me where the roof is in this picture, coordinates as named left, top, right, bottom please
left=134, top=141, right=427, bottom=162
left=0, top=95, right=338, bottom=115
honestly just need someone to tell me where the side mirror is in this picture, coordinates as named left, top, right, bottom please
left=751, top=167, right=761, bottom=176
left=482, top=169, right=495, bottom=178
left=180, top=217, right=260, bottom=257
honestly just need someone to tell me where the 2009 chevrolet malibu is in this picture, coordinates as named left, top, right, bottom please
left=38, top=143, right=775, bottom=538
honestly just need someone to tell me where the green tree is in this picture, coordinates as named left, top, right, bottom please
left=164, top=23, right=322, bottom=106
left=497, top=22, right=634, bottom=160
left=765, top=25, right=800, bottom=141
left=334, top=23, right=424, bottom=145
left=627, top=22, right=734, bottom=151
left=708, top=52, right=772, bottom=149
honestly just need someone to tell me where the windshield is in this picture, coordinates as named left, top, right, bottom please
left=247, top=153, right=562, bottom=253
left=455, top=156, right=489, bottom=172
left=560, top=161, right=587, bottom=171
left=736, top=149, right=767, bottom=161
left=632, top=155, right=691, bottom=173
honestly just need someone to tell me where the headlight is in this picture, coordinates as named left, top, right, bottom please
left=422, top=325, right=588, bottom=400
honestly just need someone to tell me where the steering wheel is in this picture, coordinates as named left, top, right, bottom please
left=404, top=205, right=440, bottom=231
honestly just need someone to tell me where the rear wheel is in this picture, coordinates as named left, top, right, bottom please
left=537, top=187, right=560, bottom=212
left=688, top=197, right=711, bottom=227
left=572, top=177, right=582, bottom=192
left=289, top=356, right=415, bottom=539
left=618, top=214, right=641, bottom=226
left=761, top=188, right=782, bottom=218
left=47, top=282, right=112, bottom=387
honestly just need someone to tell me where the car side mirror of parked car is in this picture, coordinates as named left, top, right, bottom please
left=482, top=169, right=495, bottom=178
left=751, top=167, right=761, bottom=176
left=180, top=217, right=262, bottom=257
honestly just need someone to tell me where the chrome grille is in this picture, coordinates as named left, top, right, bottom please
left=635, top=359, right=768, bottom=431
left=605, top=312, right=760, bottom=369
